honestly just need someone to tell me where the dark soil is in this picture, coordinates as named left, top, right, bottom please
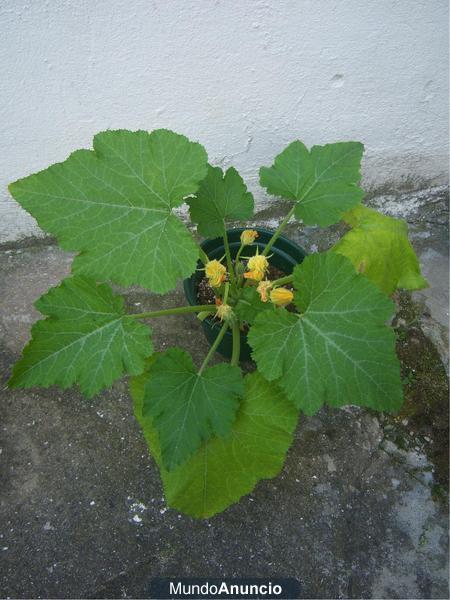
left=197, top=276, right=217, bottom=306
left=384, top=291, right=449, bottom=499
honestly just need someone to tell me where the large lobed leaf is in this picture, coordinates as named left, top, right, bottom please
left=132, top=370, right=298, bottom=519
left=248, top=252, right=403, bottom=415
left=260, top=141, right=364, bottom=226
left=142, top=348, right=243, bottom=470
left=9, top=129, right=208, bottom=293
left=187, top=164, right=254, bottom=237
left=9, top=277, right=152, bottom=398
left=333, top=205, right=428, bottom=295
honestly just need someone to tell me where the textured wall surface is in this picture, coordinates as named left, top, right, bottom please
left=1, top=0, right=448, bottom=242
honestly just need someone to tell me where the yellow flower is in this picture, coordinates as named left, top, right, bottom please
left=205, top=260, right=226, bottom=287
left=240, top=229, right=259, bottom=246
left=247, top=252, right=269, bottom=274
left=244, top=250, right=268, bottom=282
left=256, top=280, right=272, bottom=302
left=244, top=268, right=265, bottom=282
left=215, top=303, right=233, bottom=321
left=270, top=287, right=294, bottom=306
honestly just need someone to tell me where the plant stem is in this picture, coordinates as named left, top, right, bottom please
left=235, top=244, right=244, bottom=265
left=231, top=321, right=241, bottom=366
left=198, top=247, right=209, bottom=265
left=223, top=281, right=230, bottom=304
left=234, top=244, right=245, bottom=286
left=272, top=274, right=294, bottom=287
left=222, top=222, right=236, bottom=288
left=198, top=321, right=229, bottom=375
left=262, top=204, right=297, bottom=256
left=125, top=305, right=216, bottom=319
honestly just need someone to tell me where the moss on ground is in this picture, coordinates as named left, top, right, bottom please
left=384, top=291, right=449, bottom=501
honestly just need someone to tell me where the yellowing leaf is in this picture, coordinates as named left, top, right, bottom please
left=333, top=205, right=428, bottom=294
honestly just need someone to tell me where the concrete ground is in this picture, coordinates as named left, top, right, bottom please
left=0, top=187, right=448, bottom=599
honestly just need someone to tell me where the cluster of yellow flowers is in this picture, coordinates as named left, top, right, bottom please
left=256, top=279, right=293, bottom=306
left=204, top=231, right=294, bottom=315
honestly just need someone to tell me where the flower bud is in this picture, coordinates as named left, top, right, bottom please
left=240, top=229, right=258, bottom=246
left=242, top=247, right=269, bottom=283
left=270, top=287, right=294, bottom=306
left=247, top=253, right=269, bottom=274
left=244, top=269, right=265, bottom=282
left=215, top=303, right=233, bottom=321
left=256, top=280, right=272, bottom=302
left=205, top=260, right=226, bottom=288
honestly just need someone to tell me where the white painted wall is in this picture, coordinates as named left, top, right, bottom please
left=1, top=0, right=448, bottom=243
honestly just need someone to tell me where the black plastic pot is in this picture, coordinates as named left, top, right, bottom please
left=183, top=228, right=307, bottom=361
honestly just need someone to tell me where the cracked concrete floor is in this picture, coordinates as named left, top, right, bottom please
left=0, top=191, right=448, bottom=599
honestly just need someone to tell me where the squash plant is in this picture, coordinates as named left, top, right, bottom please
left=7, top=129, right=428, bottom=518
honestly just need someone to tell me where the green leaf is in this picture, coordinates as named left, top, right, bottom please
left=9, top=276, right=152, bottom=398
left=332, top=205, right=428, bottom=295
left=131, top=371, right=298, bottom=519
left=9, top=129, right=208, bottom=293
left=142, top=348, right=243, bottom=470
left=234, top=286, right=276, bottom=325
left=248, top=252, right=403, bottom=415
left=260, top=141, right=364, bottom=226
left=188, top=165, right=254, bottom=237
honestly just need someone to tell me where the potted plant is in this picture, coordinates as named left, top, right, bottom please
left=183, top=227, right=308, bottom=361
left=7, top=129, right=427, bottom=518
